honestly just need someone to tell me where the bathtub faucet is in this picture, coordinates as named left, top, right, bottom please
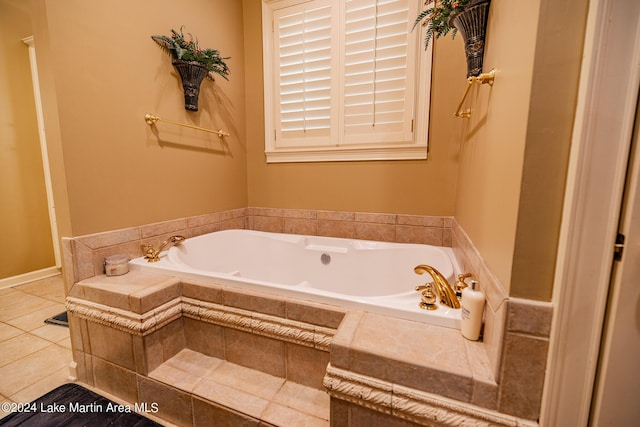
left=414, top=265, right=461, bottom=309
left=142, top=235, right=186, bottom=263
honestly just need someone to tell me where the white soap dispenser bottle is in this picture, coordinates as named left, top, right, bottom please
left=461, top=279, right=485, bottom=341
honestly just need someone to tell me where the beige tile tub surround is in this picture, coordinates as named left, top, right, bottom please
left=65, top=271, right=539, bottom=426
left=62, top=208, right=249, bottom=294
left=451, top=218, right=553, bottom=420
left=66, top=272, right=343, bottom=425
left=68, top=271, right=489, bottom=426
left=498, top=298, right=553, bottom=421
left=62, top=207, right=553, bottom=423
left=324, top=312, right=539, bottom=427
left=451, top=218, right=510, bottom=381
left=248, top=208, right=453, bottom=246
left=62, top=207, right=451, bottom=297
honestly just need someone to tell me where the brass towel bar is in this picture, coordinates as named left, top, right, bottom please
left=144, top=113, right=230, bottom=138
left=454, top=69, right=496, bottom=118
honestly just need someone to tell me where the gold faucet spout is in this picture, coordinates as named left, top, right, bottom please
left=414, top=264, right=460, bottom=309
left=142, top=235, right=186, bottom=263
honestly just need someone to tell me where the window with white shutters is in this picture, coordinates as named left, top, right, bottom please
left=343, top=0, right=415, bottom=144
left=263, top=0, right=431, bottom=162
left=273, top=0, right=337, bottom=148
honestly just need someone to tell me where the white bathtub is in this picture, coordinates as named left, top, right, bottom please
left=129, top=229, right=462, bottom=328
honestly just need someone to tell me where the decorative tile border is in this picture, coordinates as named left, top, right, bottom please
left=66, top=293, right=336, bottom=351
left=181, top=296, right=335, bottom=351
left=323, top=364, right=537, bottom=427
left=66, top=296, right=183, bottom=336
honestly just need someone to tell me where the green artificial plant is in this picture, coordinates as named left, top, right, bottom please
left=413, top=0, right=472, bottom=49
left=151, top=26, right=230, bottom=80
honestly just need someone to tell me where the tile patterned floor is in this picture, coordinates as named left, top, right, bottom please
left=0, top=275, right=72, bottom=419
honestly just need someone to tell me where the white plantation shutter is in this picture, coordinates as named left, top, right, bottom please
left=264, top=0, right=428, bottom=162
left=273, top=1, right=337, bottom=148
left=343, top=0, right=415, bottom=144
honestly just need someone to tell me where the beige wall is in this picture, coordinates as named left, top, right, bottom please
left=243, top=0, right=463, bottom=216
left=26, top=0, right=587, bottom=300
left=509, top=0, right=587, bottom=300
left=0, top=0, right=55, bottom=279
left=454, top=0, right=540, bottom=295
left=454, top=0, right=587, bottom=300
left=32, top=0, right=248, bottom=237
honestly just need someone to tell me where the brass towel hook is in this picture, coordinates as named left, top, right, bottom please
left=454, top=69, right=496, bottom=118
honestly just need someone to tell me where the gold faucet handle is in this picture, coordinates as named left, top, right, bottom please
left=141, top=244, right=156, bottom=259
left=417, top=283, right=438, bottom=310
left=415, top=283, right=432, bottom=292
left=454, top=273, right=473, bottom=297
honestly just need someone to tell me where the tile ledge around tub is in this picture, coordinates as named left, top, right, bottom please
left=323, top=363, right=538, bottom=427
left=330, top=311, right=499, bottom=411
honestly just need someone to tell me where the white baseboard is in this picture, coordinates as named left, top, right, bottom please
left=0, top=267, right=61, bottom=290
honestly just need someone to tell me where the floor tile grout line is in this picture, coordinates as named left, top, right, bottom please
left=7, top=365, right=73, bottom=403
left=0, top=337, right=69, bottom=368
left=0, top=342, right=72, bottom=397
left=0, top=275, right=71, bottom=411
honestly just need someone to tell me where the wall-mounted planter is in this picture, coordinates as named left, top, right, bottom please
left=151, top=28, right=230, bottom=112
left=172, top=60, right=209, bottom=111
left=449, top=0, right=491, bottom=78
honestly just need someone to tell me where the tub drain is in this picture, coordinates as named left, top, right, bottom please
left=320, top=253, right=331, bottom=265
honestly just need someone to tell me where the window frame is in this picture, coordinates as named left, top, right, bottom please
left=262, top=0, right=432, bottom=163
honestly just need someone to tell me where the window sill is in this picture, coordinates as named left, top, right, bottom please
left=265, top=145, right=428, bottom=163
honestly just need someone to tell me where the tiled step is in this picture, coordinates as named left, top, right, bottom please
left=149, top=349, right=330, bottom=426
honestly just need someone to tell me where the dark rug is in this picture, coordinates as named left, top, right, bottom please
left=0, top=383, right=162, bottom=426
left=44, top=311, right=68, bottom=328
